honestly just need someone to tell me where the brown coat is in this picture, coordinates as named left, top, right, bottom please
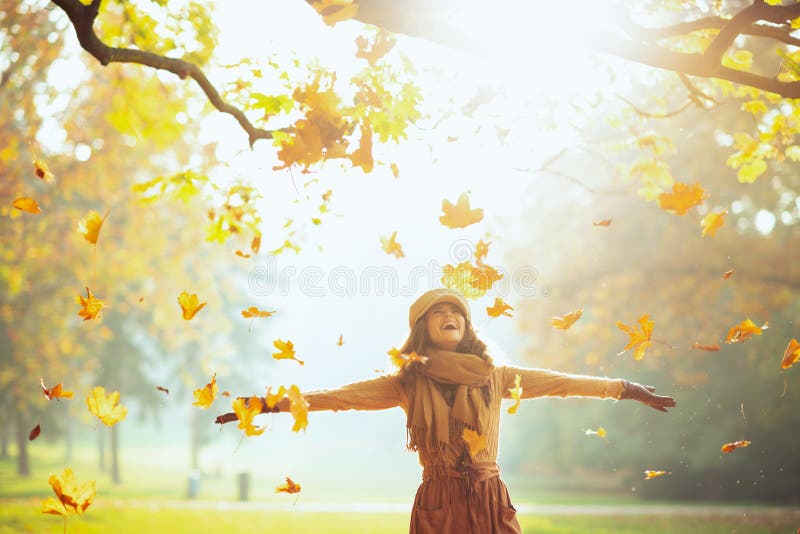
left=283, top=366, right=624, bottom=533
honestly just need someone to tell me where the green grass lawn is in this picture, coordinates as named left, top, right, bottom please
left=2, top=500, right=799, bottom=534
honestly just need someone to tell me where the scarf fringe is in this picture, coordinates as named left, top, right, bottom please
left=406, top=419, right=478, bottom=462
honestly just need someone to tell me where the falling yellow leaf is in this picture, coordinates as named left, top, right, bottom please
left=33, top=158, right=55, bottom=183
left=76, top=287, right=105, bottom=321
left=349, top=120, right=374, bottom=172
left=273, top=339, right=304, bottom=365
left=265, top=385, right=287, bottom=409
left=644, top=470, right=671, bottom=480
left=507, top=373, right=522, bottom=414
left=388, top=347, right=427, bottom=369
left=593, top=219, right=612, bottom=227
left=288, top=385, right=309, bottom=432
left=470, top=264, right=503, bottom=291
left=721, top=440, right=751, bottom=453
left=311, top=0, right=358, bottom=26
left=722, top=268, right=735, bottom=280
left=390, top=163, right=400, bottom=178
left=474, top=239, right=491, bottom=264
left=178, top=291, right=207, bottom=320
left=658, top=182, right=707, bottom=215
left=13, top=197, right=41, bottom=213
left=192, top=373, right=218, bottom=409
left=380, top=231, right=404, bottom=259
left=77, top=210, right=108, bottom=244
left=701, top=209, right=727, bottom=237
left=552, top=309, right=583, bottom=330
left=235, top=250, right=251, bottom=258
left=486, top=297, right=513, bottom=318
left=439, top=193, right=484, bottom=229
left=616, top=314, right=654, bottom=360
left=241, top=307, right=275, bottom=318
left=251, top=234, right=262, bottom=254
left=232, top=396, right=265, bottom=436
left=41, top=378, right=74, bottom=400
left=462, top=428, right=487, bottom=458
left=585, top=427, right=607, bottom=439
left=41, top=467, right=95, bottom=517
left=276, top=476, right=301, bottom=494
left=86, top=386, right=127, bottom=426
left=725, top=318, right=767, bottom=344
left=781, top=338, right=800, bottom=370
left=337, top=334, right=344, bottom=346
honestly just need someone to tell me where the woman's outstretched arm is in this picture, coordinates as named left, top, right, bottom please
left=500, top=366, right=676, bottom=412
left=215, top=374, right=405, bottom=424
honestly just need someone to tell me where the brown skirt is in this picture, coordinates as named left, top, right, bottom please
left=410, top=462, right=522, bottom=534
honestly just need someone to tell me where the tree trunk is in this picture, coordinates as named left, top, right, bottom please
left=110, top=423, right=120, bottom=484
left=15, top=411, right=30, bottom=476
left=98, top=424, right=106, bottom=472
left=190, top=408, right=199, bottom=471
left=1, top=420, right=8, bottom=459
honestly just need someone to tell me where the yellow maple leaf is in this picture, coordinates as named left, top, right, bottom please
left=486, top=297, right=513, bottom=318
left=273, top=339, right=304, bottom=365
left=77, top=210, right=108, bottom=244
left=441, top=261, right=490, bottom=299
left=355, top=29, right=396, bottom=65
left=781, top=338, right=800, bottom=370
left=462, top=428, right=487, bottom=458
left=644, top=470, right=671, bottom=480
left=276, top=476, right=301, bottom=494
left=552, top=309, right=583, bottom=330
left=178, top=291, right=207, bottom=320
left=311, top=0, right=358, bottom=27
left=33, top=158, right=55, bottom=183
left=474, top=239, right=491, bottom=264
left=725, top=318, right=767, bottom=344
left=265, top=385, right=287, bottom=409
left=192, top=373, right=218, bottom=409
left=470, top=264, right=503, bottom=291
left=349, top=120, right=374, bottom=173
left=232, top=396, right=265, bottom=436
left=616, top=314, right=654, bottom=360
left=388, top=347, right=427, bottom=369
left=76, top=287, right=105, bottom=321
left=41, top=467, right=95, bottom=517
left=288, top=385, right=309, bottom=432
left=380, top=231, right=404, bottom=259
left=439, top=193, right=484, bottom=229
left=86, top=386, right=127, bottom=426
left=658, top=182, right=707, bottom=215
left=241, top=306, right=276, bottom=318
left=12, top=197, right=41, bottom=213
left=701, top=209, right=727, bottom=237
left=41, top=378, right=74, bottom=400
left=507, top=373, right=522, bottom=414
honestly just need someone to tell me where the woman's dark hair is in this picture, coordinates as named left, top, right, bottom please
left=398, top=310, right=491, bottom=406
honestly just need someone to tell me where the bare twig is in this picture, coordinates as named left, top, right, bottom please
left=616, top=95, right=693, bottom=119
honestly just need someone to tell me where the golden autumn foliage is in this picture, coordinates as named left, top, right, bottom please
left=355, top=30, right=396, bottom=65
left=13, top=197, right=41, bottom=213
left=77, top=210, right=107, bottom=244
left=287, top=384, right=309, bottom=432
left=273, top=339, right=304, bottom=365
left=658, top=182, right=707, bottom=215
left=76, top=287, right=105, bottom=321
left=721, top=440, right=751, bottom=453
left=33, top=157, right=55, bottom=183
left=192, top=373, right=218, bottom=409
left=644, top=470, right=671, bottom=480
left=462, top=428, right=487, bottom=458
left=507, top=373, right=522, bottom=414
left=725, top=318, right=767, bottom=344
left=551, top=309, right=583, bottom=330
left=616, top=314, right=654, bottom=360
left=178, top=291, right=207, bottom=320
left=41, top=378, right=74, bottom=400
left=388, top=347, right=427, bottom=369
left=86, top=387, right=127, bottom=426
left=380, top=231, right=404, bottom=258
left=486, top=297, right=513, bottom=318
left=265, top=385, right=287, bottom=409
left=311, top=0, right=358, bottom=27
left=701, top=209, right=727, bottom=237
left=441, top=261, right=503, bottom=299
left=41, top=468, right=95, bottom=517
left=781, top=338, right=800, bottom=370
left=474, top=239, right=491, bottom=264
left=276, top=476, right=301, bottom=494
left=241, top=306, right=275, bottom=318
left=439, top=193, right=484, bottom=229
left=232, top=396, right=265, bottom=436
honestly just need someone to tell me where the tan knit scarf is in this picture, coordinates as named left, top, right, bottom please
left=405, top=349, right=494, bottom=457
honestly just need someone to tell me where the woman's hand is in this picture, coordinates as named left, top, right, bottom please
left=214, top=396, right=280, bottom=425
left=619, top=380, right=676, bottom=412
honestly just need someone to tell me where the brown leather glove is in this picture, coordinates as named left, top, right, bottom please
left=618, top=380, right=676, bottom=412
left=214, top=396, right=280, bottom=425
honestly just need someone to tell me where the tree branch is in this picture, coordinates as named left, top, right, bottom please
left=624, top=16, right=800, bottom=47
left=51, top=0, right=275, bottom=147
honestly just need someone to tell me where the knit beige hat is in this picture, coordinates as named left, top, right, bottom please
left=408, top=288, right=470, bottom=328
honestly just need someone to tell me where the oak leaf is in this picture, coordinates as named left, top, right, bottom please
left=232, top=396, right=265, bottom=436
left=288, top=385, right=309, bottom=432
left=721, top=440, right=750, bottom=453
left=701, top=209, right=727, bottom=237
left=41, top=378, right=74, bottom=400
left=13, top=197, right=41, bottom=213
left=77, top=210, right=107, bottom=244
left=781, top=338, right=800, bottom=370
left=658, top=182, right=706, bottom=215
left=273, top=339, right=304, bottom=365
left=178, top=291, right=207, bottom=320
left=439, top=193, right=484, bottom=229
left=192, top=373, right=218, bottom=409
left=276, top=476, right=301, bottom=494
left=725, top=318, right=767, bottom=344
left=76, top=287, right=104, bottom=321
left=462, top=428, right=487, bottom=458
left=486, top=298, right=513, bottom=318
left=616, top=314, right=654, bottom=360
left=41, top=468, right=95, bottom=517
left=552, top=309, right=583, bottom=330
left=507, top=373, right=522, bottom=414
left=380, top=231, right=404, bottom=259
left=86, top=386, right=127, bottom=426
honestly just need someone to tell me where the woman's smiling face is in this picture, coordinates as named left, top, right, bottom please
left=425, top=302, right=466, bottom=351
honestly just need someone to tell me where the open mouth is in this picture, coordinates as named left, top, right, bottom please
left=442, top=323, right=458, bottom=331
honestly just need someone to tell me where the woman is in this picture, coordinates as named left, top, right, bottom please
left=217, top=288, right=676, bottom=533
